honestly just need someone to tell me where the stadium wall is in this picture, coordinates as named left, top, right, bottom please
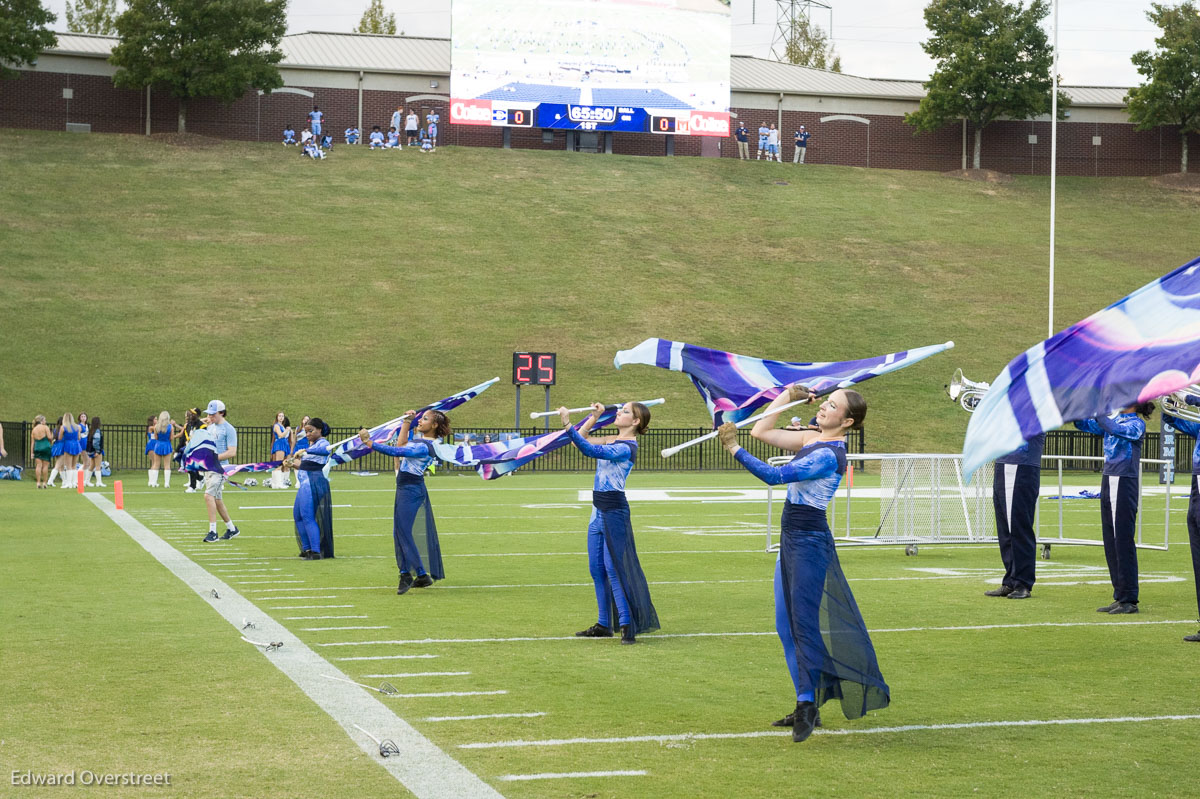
left=3, top=55, right=1195, bottom=176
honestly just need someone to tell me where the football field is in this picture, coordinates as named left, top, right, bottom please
left=5, top=469, right=1200, bottom=798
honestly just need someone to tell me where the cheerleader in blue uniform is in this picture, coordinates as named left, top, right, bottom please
left=985, top=433, right=1045, bottom=600
left=1162, top=395, right=1200, bottom=641
left=559, top=401, right=659, bottom=645
left=144, top=415, right=156, bottom=458
left=718, top=385, right=889, bottom=743
left=270, top=412, right=293, bottom=489
left=359, top=410, right=449, bottom=594
left=148, top=411, right=176, bottom=487
left=50, top=412, right=84, bottom=489
left=288, top=417, right=335, bottom=560
left=1074, top=403, right=1154, bottom=614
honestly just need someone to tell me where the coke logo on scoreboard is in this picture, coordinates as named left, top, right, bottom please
left=451, top=99, right=493, bottom=125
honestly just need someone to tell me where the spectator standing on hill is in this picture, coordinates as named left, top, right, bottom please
left=734, top=121, right=749, bottom=160
left=405, top=109, right=419, bottom=146
left=390, top=106, right=403, bottom=137
left=428, top=118, right=438, bottom=150
left=308, top=106, right=323, bottom=137
left=757, top=122, right=770, bottom=160
left=767, top=124, right=781, bottom=162
left=794, top=126, right=811, bottom=164
left=283, top=125, right=297, bottom=145
left=200, top=400, right=240, bottom=543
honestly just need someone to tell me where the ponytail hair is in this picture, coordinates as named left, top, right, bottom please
left=842, top=390, right=868, bottom=430
left=630, top=402, right=651, bottom=435
left=308, top=417, right=331, bottom=437
left=426, top=410, right=452, bottom=440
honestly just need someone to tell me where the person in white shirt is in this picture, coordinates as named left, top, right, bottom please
left=767, top=124, right=782, bottom=163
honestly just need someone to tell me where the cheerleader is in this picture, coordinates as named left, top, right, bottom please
left=985, top=434, right=1045, bottom=600
left=718, top=385, right=889, bottom=743
left=84, top=416, right=105, bottom=487
left=50, top=413, right=84, bottom=489
left=558, top=401, right=659, bottom=645
left=148, top=411, right=176, bottom=487
left=287, top=417, right=335, bottom=559
left=30, top=415, right=54, bottom=489
left=358, top=410, right=448, bottom=594
left=1074, top=403, right=1154, bottom=614
left=1163, top=396, right=1200, bottom=641
left=270, top=412, right=292, bottom=489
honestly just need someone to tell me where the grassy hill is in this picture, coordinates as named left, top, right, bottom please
left=3, top=129, right=1197, bottom=452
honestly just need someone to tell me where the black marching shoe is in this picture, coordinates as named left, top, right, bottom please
left=299, top=550, right=312, bottom=559
left=1184, top=630, right=1200, bottom=642
left=1108, top=602, right=1138, bottom=614
left=1096, top=601, right=1120, bottom=613
left=771, top=709, right=822, bottom=728
left=397, top=572, right=414, bottom=595
left=1007, top=587, right=1031, bottom=600
left=984, top=584, right=1015, bottom=597
left=413, top=574, right=434, bottom=588
left=575, top=623, right=613, bottom=638
left=792, top=701, right=819, bottom=743
left=306, top=552, right=323, bottom=560
left=620, top=624, right=636, bottom=645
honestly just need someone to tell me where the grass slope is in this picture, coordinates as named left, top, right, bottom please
left=2, top=129, right=1198, bottom=452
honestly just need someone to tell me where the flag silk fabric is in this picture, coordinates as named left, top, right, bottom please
left=963, top=255, right=1200, bottom=480
left=183, top=430, right=280, bottom=476
left=614, top=338, right=954, bottom=426
left=321, top=377, right=499, bottom=475
left=445, top=409, right=621, bottom=480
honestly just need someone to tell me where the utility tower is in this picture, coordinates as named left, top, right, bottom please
left=769, top=0, right=834, bottom=63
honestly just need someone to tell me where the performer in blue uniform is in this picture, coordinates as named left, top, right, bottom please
left=1074, top=403, right=1154, bottom=614
left=719, top=385, right=889, bottom=743
left=149, top=410, right=175, bottom=488
left=50, top=412, right=84, bottom=489
left=559, top=401, right=659, bottom=645
left=1160, top=395, right=1200, bottom=639
left=288, top=417, right=335, bottom=560
left=359, top=410, right=448, bottom=594
left=271, top=412, right=293, bottom=489
left=985, top=433, right=1045, bottom=600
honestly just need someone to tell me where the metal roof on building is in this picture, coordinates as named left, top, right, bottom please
left=42, top=32, right=1129, bottom=106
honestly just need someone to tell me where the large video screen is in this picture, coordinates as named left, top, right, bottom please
left=450, top=0, right=731, bottom=137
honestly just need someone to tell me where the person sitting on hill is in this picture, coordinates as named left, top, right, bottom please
left=303, top=138, right=326, bottom=160
left=369, top=126, right=385, bottom=150
left=344, top=126, right=360, bottom=145
left=283, top=126, right=297, bottom=146
left=300, top=127, right=313, bottom=146
left=320, top=133, right=333, bottom=150
left=385, top=127, right=401, bottom=149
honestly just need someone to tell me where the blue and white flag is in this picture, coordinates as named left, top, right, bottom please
left=614, top=338, right=954, bottom=426
left=962, top=255, right=1200, bottom=480
left=323, top=377, right=499, bottom=475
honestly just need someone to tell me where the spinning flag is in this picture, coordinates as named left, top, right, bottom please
left=450, top=408, right=621, bottom=480
left=962, top=255, right=1200, bottom=480
left=182, top=429, right=279, bottom=476
left=321, top=377, right=499, bottom=476
left=614, top=338, right=954, bottom=426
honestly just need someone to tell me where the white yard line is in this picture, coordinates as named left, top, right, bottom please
left=285, top=615, right=369, bottom=620
left=362, top=672, right=472, bottom=679
left=335, top=654, right=440, bottom=661
left=425, top=712, right=546, bottom=722
left=316, top=619, right=1193, bottom=647
left=84, top=493, right=503, bottom=799
left=497, top=770, right=646, bottom=781
left=460, top=714, right=1200, bottom=749
left=270, top=604, right=356, bottom=610
left=301, top=625, right=391, bottom=631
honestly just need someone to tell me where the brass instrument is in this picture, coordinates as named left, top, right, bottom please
left=1160, top=385, right=1200, bottom=423
left=947, top=368, right=990, bottom=413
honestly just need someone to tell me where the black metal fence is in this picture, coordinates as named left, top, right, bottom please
left=0, top=420, right=865, bottom=474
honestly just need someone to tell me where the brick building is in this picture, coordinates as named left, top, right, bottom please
left=2, top=31, right=1194, bottom=176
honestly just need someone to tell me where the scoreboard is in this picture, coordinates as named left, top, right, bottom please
left=452, top=99, right=729, bottom=137
left=512, top=352, right=556, bottom=386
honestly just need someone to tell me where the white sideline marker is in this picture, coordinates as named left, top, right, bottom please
left=459, top=714, right=1200, bottom=749
left=84, top=494, right=502, bottom=799
left=392, top=690, right=508, bottom=698
left=271, top=604, right=356, bottom=610
left=302, top=625, right=391, bottom=631
left=497, top=770, right=646, bottom=782
left=362, top=672, right=471, bottom=679
left=286, top=615, right=369, bottom=620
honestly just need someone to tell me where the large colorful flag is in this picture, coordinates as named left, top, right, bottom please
left=962, top=255, right=1200, bottom=480
left=450, top=408, right=621, bottom=480
left=614, top=338, right=954, bottom=426
left=322, top=377, right=499, bottom=475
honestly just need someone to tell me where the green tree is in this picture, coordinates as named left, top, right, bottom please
left=0, top=0, right=57, bottom=80
left=905, top=0, right=1068, bottom=169
left=353, top=0, right=396, bottom=35
left=1125, top=1, right=1200, bottom=174
left=66, top=0, right=120, bottom=35
left=109, top=0, right=287, bottom=133
left=779, top=16, right=841, bottom=72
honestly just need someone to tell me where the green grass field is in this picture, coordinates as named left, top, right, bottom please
left=5, top=471, right=1200, bottom=798
left=2, top=129, right=1199, bottom=452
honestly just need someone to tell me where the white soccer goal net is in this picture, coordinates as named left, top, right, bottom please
left=874, top=454, right=994, bottom=544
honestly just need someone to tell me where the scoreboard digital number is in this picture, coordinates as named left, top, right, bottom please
left=512, top=352, right=557, bottom=385
left=503, top=108, right=534, bottom=127
left=650, top=115, right=677, bottom=134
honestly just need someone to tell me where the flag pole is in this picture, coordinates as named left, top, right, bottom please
left=1049, top=0, right=1059, bottom=338
left=661, top=397, right=813, bottom=458
left=529, top=398, right=666, bottom=419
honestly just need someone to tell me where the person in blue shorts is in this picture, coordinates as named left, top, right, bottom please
left=307, top=105, right=323, bottom=138
left=283, top=126, right=297, bottom=146
left=718, top=385, right=889, bottom=743
left=369, top=126, right=385, bottom=150
left=344, top=126, right=359, bottom=145
left=560, top=401, right=659, bottom=645
left=757, top=122, right=770, bottom=160
left=271, top=412, right=292, bottom=489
